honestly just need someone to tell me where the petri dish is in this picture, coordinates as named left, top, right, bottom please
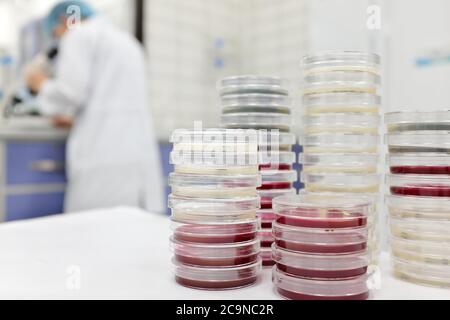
left=259, top=170, right=298, bottom=190
left=303, top=92, right=381, bottom=115
left=303, top=113, right=380, bottom=134
left=273, top=267, right=371, bottom=300
left=302, top=51, right=380, bottom=75
left=300, top=153, right=379, bottom=174
left=221, top=113, right=292, bottom=132
left=390, top=216, right=450, bottom=242
left=258, top=188, right=297, bottom=210
left=259, top=229, right=275, bottom=248
left=303, top=71, right=380, bottom=95
left=259, top=152, right=296, bottom=171
left=387, top=194, right=450, bottom=221
left=218, top=76, right=289, bottom=96
left=302, top=134, right=379, bottom=154
left=387, top=132, right=450, bottom=154
left=388, top=153, right=450, bottom=175
left=258, top=210, right=277, bottom=229
left=272, top=244, right=369, bottom=279
left=221, top=93, right=292, bottom=114
left=388, top=174, right=450, bottom=197
left=174, top=259, right=261, bottom=290
left=302, top=172, right=381, bottom=193
left=393, top=258, right=450, bottom=288
left=386, top=111, right=450, bottom=133
left=391, top=237, right=450, bottom=265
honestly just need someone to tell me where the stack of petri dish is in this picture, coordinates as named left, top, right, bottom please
left=386, top=111, right=450, bottom=288
left=218, top=76, right=298, bottom=266
left=272, top=194, right=373, bottom=300
left=300, top=51, right=382, bottom=264
left=168, top=129, right=263, bottom=290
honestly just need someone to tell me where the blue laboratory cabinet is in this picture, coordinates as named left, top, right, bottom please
left=0, top=125, right=68, bottom=222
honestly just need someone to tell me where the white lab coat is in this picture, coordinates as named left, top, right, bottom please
left=37, top=17, right=165, bottom=213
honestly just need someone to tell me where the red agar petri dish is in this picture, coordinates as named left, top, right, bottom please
left=259, top=229, right=275, bottom=248
left=173, top=222, right=258, bottom=244
left=390, top=185, right=450, bottom=197
left=258, top=181, right=293, bottom=190
left=275, top=209, right=367, bottom=229
left=259, top=163, right=292, bottom=171
left=277, top=288, right=370, bottom=300
left=391, top=166, right=450, bottom=175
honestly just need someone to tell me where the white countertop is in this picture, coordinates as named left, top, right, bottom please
left=0, top=118, right=68, bottom=141
left=0, top=208, right=448, bottom=300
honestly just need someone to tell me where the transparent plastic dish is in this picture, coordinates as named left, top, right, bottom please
left=389, top=217, right=450, bottom=242
left=388, top=153, right=450, bottom=175
left=259, top=152, right=296, bottom=171
left=261, top=248, right=275, bottom=267
left=171, top=238, right=260, bottom=267
left=169, top=173, right=261, bottom=198
left=258, top=188, right=297, bottom=210
left=302, top=51, right=380, bottom=75
left=387, top=132, right=450, bottom=154
left=218, top=76, right=289, bottom=96
left=258, top=210, right=277, bottom=228
left=303, top=92, right=381, bottom=115
left=257, top=131, right=296, bottom=151
left=221, top=94, right=292, bottom=114
left=273, top=267, right=371, bottom=300
left=303, top=113, right=380, bottom=134
left=393, top=258, right=450, bottom=288
left=169, top=194, right=260, bottom=214
left=391, top=237, right=450, bottom=265
left=300, top=153, right=379, bottom=174
left=174, top=164, right=259, bottom=175
left=171, top=128, right=258, bottom=149
left=173, top=259, right=261, bottom=290
left=259, top=170, right=298, bottom=190
left=388, top=174, right=450, bottom=197
left=387, top=194, right=450, bottom=221
left=386, top=111, right=450, bottom=133
left=302, top=134, right=379, bottom=154
left=221, top=113, right=292, bottom=132
left=171, top=220, right=260, bottom=244
left=302, top=173, right=381, bottom=193
left=272, top=244, right=369, bottom=279
left=259, top=229, right=275, bottom=248
left=272, top=221, right=368, bottom=254
left=303, top=71, right=381, bottom=95
left=273, top=194, right=372, bottom=229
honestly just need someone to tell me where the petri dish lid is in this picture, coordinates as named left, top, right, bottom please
left=393, top=258, right=450, bottom=283
left=300, top=153, right=379, bottom=167
left=388, top=173, right=450, bottom=185
left=386, top=132, right=450, bottom=152
left=302, top=51, right=381, bottom=73
left=221, top=113, right=292, bottom=130
left=303, top=71, right=380, bottom=93
left=169, top=172, right=262, bottom=188
left=171, top=151, right=259, bottom=167
left=303, top=92, right=381, bottom=107
left=390, top=217, right=450, bottom=241
left=257, top=131, right=297, bottom=147
left=259, top=151, right=296, bottom=165
left=171, top=220, right=260, bottom=236
left=218, top=76, right=289, bottom=96
left=388, top=153, right=450, bottom=170
left=303, top=113, right=380, bottom=128
left=391, top=237, right=450, bottom=256
left=387, top=194, right=450, bottom=217
left=386, top=111, right=450, bottom=132
left=168, top=194, right=260, bottom=213
left=170, top=237, right=260, bottom=256
left=221, top=94, right=292, bottom=114
left=261, top=170, right=298, bottom=182
left=273, top=194, right=373, bottom=214
left=302, top=133, right=379, bottom=147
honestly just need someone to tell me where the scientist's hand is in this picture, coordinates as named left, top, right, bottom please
left=52, top=115, right=74, bottom=129
left=25, top=68, right=49, bottom=94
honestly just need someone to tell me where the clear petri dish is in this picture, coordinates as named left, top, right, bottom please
left=273, top=267, right=371, bottom=300
left=388, top=174, right=450, bottom=197
left=272, top=244, right=369, bottom=279
left=302, top=134, right=379, bottom=154
left=393, top=258, right=450, bottom=288
left=391, top=237, right=450, bottom=265
left=173, top=259, right=261, bottom=290
left=257, top=131, right=296, bottom=151
left=303, top=92, right=381, bottom=115
left=390, top=216, right=450, bottom=242
left=171, top=220, right=260, bottom=245
left=302, top=172, right=381, bottom=193
left=258, top=210, right=277, bottom=228
left=303, top=71, right=381, bottom=95
left=259, top=152, right=296, bottom=171
left=221, top=113, right=292, bottom=132
left=387, top=194, right=450, bottom=221
left=273, top=194, right=372, bottom=229
left=221, top=93, right=292, bottom=114
left=171, top=238, right=260, bottom=267
left=300, top=153, right=379, bottom=174
left=218, top=76, right=289, bottom=96
left=259, top=229, right=275, bottom=248
left=387, top=132, right=450, bottom=154
left=386, top=111, right=450, bottom=133
left=302, top=51, right=380, bottom=75
left=169, top=173, right=262, bottom=198
left=272, top=221, right=368, bottom=255
left=173, top=164, right=259, bottom=175
left=261, top=248, right=275, bottom=267
left=258, top=188, right=297, bottom=210
left=303, top=113, right=380, bottom=134
left=388, top=153, right=450, bottom=175
left=259, top=170, right=298, bottom=190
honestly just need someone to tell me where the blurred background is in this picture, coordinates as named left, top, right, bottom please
left=0, top=0, right=449, bottom=221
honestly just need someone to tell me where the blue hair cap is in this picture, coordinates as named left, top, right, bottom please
left=45, top=1, right=96, bottom=35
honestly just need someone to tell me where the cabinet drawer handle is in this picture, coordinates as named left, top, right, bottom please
left=30, top=160, right=65, bottom=173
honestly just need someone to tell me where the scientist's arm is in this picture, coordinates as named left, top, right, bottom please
left=33, top=31, right=92, bottom=121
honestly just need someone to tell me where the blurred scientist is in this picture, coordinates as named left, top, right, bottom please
left=25, top=1, right=165, bottom=213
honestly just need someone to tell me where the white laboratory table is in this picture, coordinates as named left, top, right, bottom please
left=0, top=208, right=449, bottom=300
